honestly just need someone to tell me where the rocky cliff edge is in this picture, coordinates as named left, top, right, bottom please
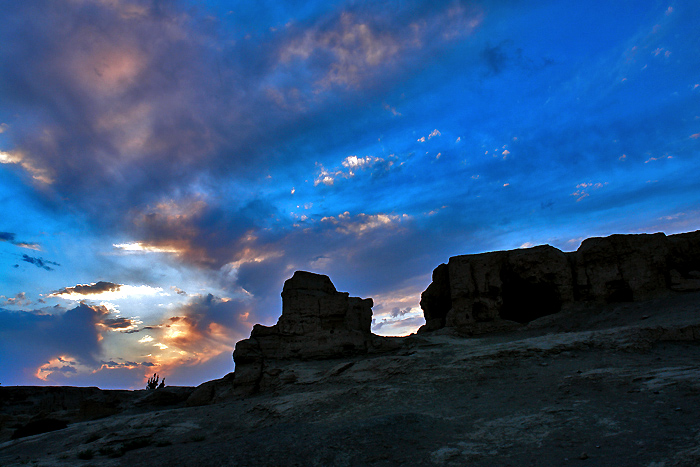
left=419, top=230, right=700, bottom=334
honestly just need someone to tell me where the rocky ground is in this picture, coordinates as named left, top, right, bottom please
left=2, top=291, right=700, bottom=466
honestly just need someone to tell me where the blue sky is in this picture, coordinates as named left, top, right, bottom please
left=1, top=0, right=699, bottom=389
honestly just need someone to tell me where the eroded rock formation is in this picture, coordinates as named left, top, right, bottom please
left=232, top=271, right=379, bottom=395
left=420, top=230, right=700, bottom=334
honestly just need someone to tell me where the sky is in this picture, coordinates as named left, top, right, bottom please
left=1, top=0, right=699, bottom=390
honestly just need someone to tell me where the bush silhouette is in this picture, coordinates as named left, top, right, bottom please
left=146, top=373, right=165, bottom=390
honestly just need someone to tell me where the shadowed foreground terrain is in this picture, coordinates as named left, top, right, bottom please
left=2, top=231, right=700, bottom=466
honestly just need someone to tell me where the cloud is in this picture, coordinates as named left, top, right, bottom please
left=320, top=211, right=406, bottom=236
left=98, top=316, right=141, bottom=332
left=371, top=315, right=425, bottom=336
left=276, top=4, right=482, bottom=91
left=0, top=295, right=239, bottom=386
left=383, top=103, right=401, bottom=116
left=428, top=129, right=441, bottom=139
left=0, top=0, right=483, bottom=228
left=21, top=254, right=60, bottom=271
left=34, top=355, right=153, bottom=388
left=52, top=281, right=121, bottom=296
left=481, top=42, right=509, bottom=74
left=124, top=196, right=285, bottom=270
left=0, top=292, right=32, bottom=307
left=0, top=232, right=15, bottom=242
left=49, top=281, right=162, bottom=300
left=138, top=335, right=154, bottom=343
left=0, top=149, right=53, bottom=184
left=0, top=303, right=109, bottom=384
left=570, top=181, right=609, bottom=202
left=0, top=231, right=41, bottom=250
left=418, top=129, right=441, bottom=142
left=0, top=1, right=487, bottom=321
left=644, top=154, right=673, bottom=163
left=280, top=12, right=401, bottom=89
left=390, top=307, right=410, bottom=318
left=129, top=293, right=251, bottom=381
left=112, top=242, right=182, bottom=254
left=35, top=357, right=81, bottom=380
left=314, top=155, right=391, bottom=186
left=479, top=39, right=553, bottom=77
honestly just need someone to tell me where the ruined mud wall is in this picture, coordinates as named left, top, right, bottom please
left=232, top=271, right=375, bottom=395
left=419, top=230, right=700, bottom=334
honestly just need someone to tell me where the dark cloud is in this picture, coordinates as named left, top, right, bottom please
left=99, top=317, right=139, bottom=331
left=130, top=199, right=279, bottom=268
left=481, top=41, right=509, bottom=75
left=0, top=232, right=16, bottom=242
left=52, top=281, right=121, bottom=296
left=390, top=307, right=410, bottom=318
left=480, top=40, right=553, bottom=77
left=0, top=303, right=108, bottom=384
left=21, top=254, right=60, bottom=271
left=166, top=293, right=253, bottom=345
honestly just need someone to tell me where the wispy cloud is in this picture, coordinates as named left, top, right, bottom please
left=0, top=150, right=53, bottom=184
left=570, top=181, right=609, bottom=202
left=320, top=211, right=406, bottom=235
left=0, top=232, right=41, bottom=250
left=21, top=254, right=60, bottom=271
left=644, top=154, right=673, bottom=163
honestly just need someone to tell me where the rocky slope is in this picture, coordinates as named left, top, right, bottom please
left=1, top=230, right=700, bottom=466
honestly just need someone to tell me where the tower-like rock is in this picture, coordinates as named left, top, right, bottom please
left=232, top=271, right=373, bottom=395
